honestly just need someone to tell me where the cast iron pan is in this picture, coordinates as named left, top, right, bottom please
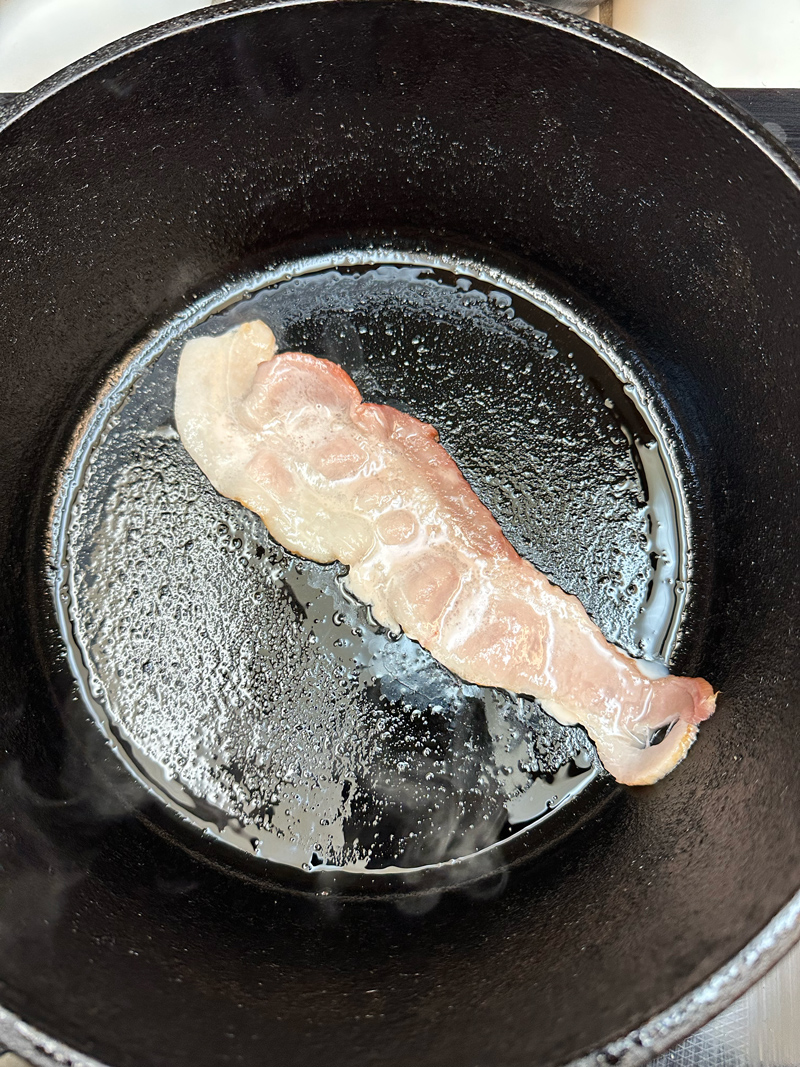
left=0, top=2, right=798, bottom=1065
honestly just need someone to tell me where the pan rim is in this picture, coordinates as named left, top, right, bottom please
left=1, top=0, right=799, bottom=191
left=2, top=891, right=799, bottom=1067
left=0, top=0, right=799, bottom=1064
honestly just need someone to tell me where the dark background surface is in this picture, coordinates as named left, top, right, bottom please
left=725, top=89, right=800, bottom=157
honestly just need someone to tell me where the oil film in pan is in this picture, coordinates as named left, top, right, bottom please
left=53, top=248, right=691, bottom=881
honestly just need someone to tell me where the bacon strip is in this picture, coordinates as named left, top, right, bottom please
left=175, top=320, right=715, bottom=785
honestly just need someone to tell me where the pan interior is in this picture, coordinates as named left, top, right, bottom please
left=52, top=251, right=688, bottom=879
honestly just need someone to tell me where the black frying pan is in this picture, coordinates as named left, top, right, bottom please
left=0, top=2, right=799, bottom=1066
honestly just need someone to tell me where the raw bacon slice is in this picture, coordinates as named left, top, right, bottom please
left=175, top=320, right=716, bottom=785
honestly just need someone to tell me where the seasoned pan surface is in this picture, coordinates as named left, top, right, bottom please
left=54, top=249, right=688, bottom=883
left=0, top=3, right=798, bottom=1066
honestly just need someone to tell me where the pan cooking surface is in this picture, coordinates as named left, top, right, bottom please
left=53, top=253, right=689, bottom=876
left=0, top=3, right=796, bottom=1061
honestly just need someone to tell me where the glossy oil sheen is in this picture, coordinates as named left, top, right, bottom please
left=55, top=255, right=685, bottom=875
